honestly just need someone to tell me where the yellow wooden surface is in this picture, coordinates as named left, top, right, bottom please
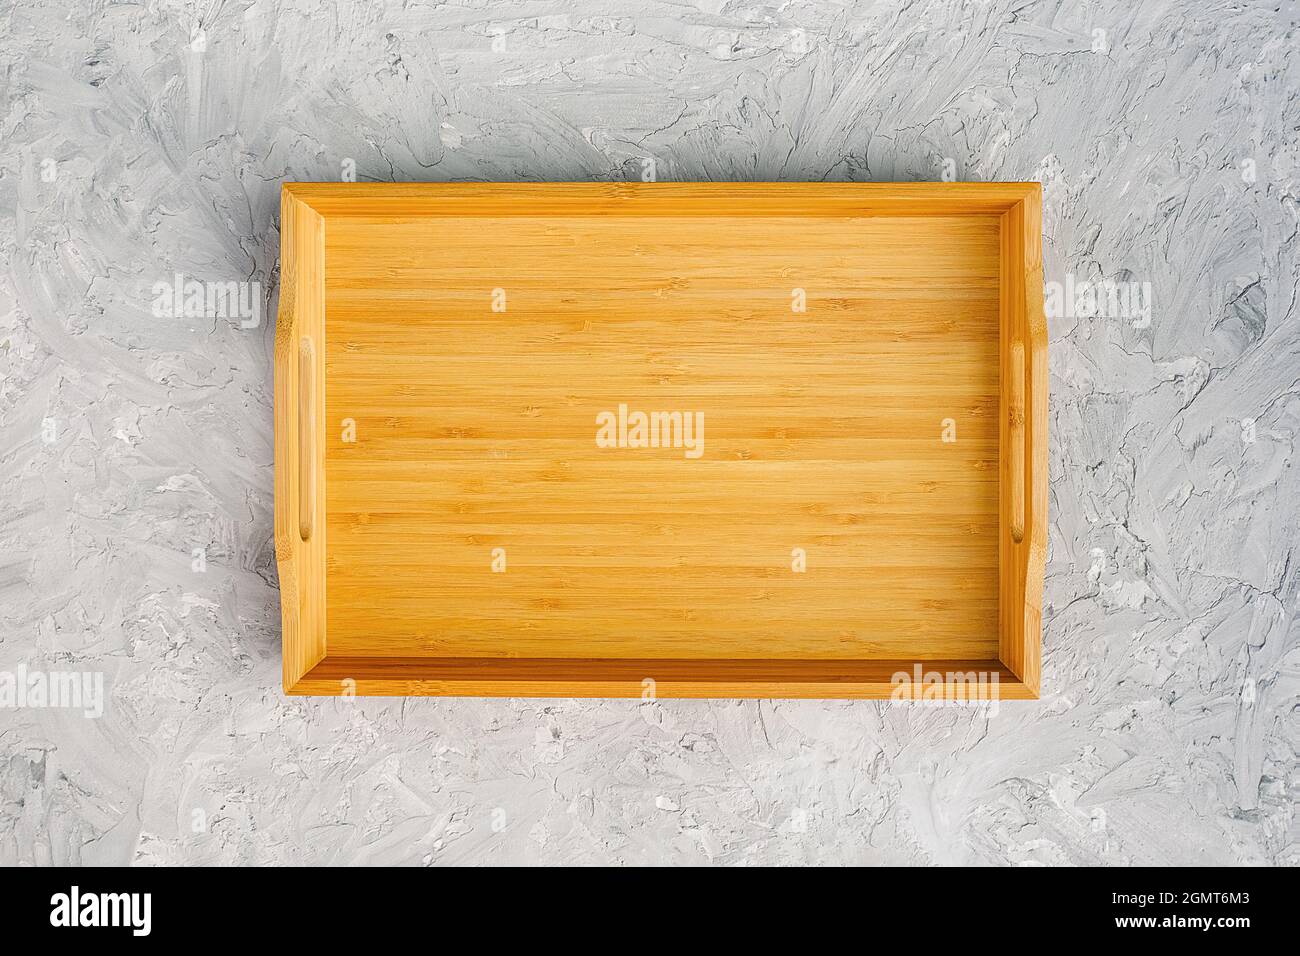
left=275, top=182, right=1046, bottom=697
left=275, top=191, right=326, bottom=689
left=290, top=658, right=1036, bottom=700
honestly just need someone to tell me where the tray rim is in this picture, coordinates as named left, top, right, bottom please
left=275, top=181, right=1046, bottom=700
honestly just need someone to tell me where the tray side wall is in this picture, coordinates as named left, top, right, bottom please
left=276, top=191, right=328, bottom=689
left=998, top=191, right=1047, bottom=696
left=283, top=180, right=1043, bottom=218
left=288, top=658, right=1037, bottom=700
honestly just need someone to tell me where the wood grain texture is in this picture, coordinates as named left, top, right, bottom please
left=275, top=191, right=327, bottom=689
left=275, top=182, right=1046, bottom=698
left=291, top=657, right=1034, bottom=700
left=997, top=189, right=1046, bottom=696
left=284, top=181, right=1042, bottom=218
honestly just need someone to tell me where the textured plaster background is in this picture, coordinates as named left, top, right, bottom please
left=1, top=0, right=1298, bottom=866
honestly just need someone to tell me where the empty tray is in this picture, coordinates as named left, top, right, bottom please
left=275, top=182, right=1046, bottom=698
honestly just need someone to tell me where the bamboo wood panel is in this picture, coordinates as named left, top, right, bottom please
left=275, top=183, right=1046, bottom=698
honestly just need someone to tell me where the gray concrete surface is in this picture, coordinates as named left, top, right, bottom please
left=0, top=0, right=1296, bottom=865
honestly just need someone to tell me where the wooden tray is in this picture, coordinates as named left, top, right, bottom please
left=276, top=183, right=1046, bottom=699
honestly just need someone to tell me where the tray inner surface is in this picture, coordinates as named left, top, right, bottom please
left=324, top=214, right=1001, bottom=662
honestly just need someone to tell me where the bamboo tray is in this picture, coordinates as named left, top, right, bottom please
left=276, top=183, right=1046, bottom=699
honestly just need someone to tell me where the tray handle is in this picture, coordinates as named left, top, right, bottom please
left=1009, top=339, right=1025, bottom=543
left=298, top=336, right=315, bottom=541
